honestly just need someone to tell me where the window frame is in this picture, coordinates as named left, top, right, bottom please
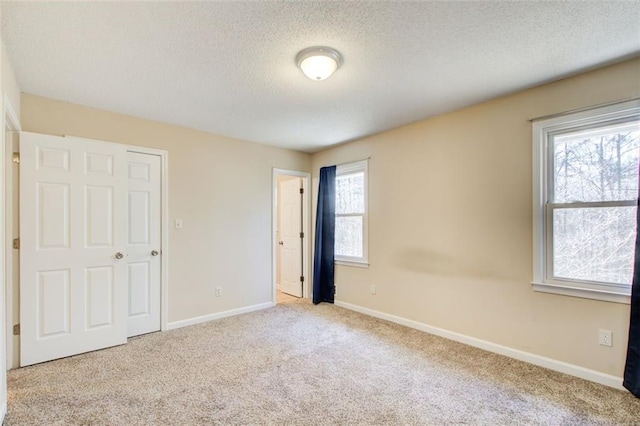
left=532, top=99, right=640, bottom=304
left=335, top=160, right=369, bottom=267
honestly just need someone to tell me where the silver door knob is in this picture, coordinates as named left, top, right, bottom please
left=278, top=241, right=284, bottom=245
left=151, top=250, right=159, bottom=256
left=115, top=252, right=124, bottom=259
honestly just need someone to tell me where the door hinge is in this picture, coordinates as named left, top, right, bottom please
left=12, top=152, right=20, bottom=164
left=299, top=232, right=304, bottom=239
left=300, top=276, right=304, bottom=283
left=299, top=188, right=304, bottom=194
left=12, top=238, right=20, bottom=249
left=13, top=324, right=20, bottom=336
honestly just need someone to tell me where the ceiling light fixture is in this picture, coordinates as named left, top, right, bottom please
left=295, top=46, right=343, bottom=81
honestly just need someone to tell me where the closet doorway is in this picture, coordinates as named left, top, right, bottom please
left=14, top=132, right=168, bottom=366
left=272, top=169, right=310, bottom=304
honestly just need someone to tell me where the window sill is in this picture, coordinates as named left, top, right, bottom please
left=532, top=281, right=630, bottom=304
left=335, top=260, right=369, bottom=268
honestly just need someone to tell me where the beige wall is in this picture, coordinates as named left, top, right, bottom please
left=21, top=94, right=311, bottom=323
left=312, top=57, right=640, bottom=378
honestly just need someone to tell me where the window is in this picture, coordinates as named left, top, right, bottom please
left=532, top=100, right=640, bottom=303
left=335, top=160, right=368, bottom=266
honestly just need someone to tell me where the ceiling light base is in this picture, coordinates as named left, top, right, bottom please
left=296, top=46, right=343, bottom=81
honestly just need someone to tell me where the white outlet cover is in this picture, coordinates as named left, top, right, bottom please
left=599, top=329, right=613, bottom=347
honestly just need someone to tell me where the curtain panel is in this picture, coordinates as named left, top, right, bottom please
left=313, top=166, right=336, bottom=304
left=624, top=194, right=640, bottom=398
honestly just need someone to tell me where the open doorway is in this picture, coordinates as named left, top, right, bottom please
left=272, top=169, right=310, bottom=305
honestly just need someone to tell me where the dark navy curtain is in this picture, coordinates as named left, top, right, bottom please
left=624, top=193, right=640, bottom=398
left=313, top=166, right=336, bottom=305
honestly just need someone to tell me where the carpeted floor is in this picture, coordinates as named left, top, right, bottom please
left=5, top=299, right=640, bottom=425
left=276, top=290, right=300, bottom=304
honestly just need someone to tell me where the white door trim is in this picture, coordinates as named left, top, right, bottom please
left=272, top=169, right=311, bottom=303
left=2, top=94, right=21, bottom=421
left=63, top=137, right=170, bottom=332
left=4, top=96, right=20, bottom=134
left=4, top=94, right=21, bottom=370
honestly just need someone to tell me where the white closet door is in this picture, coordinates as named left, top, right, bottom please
left=20, top=132, right=128, bottom=366
left=126, top=152, right=161, bottom=337
left=280, top=178, right=303, bottom=297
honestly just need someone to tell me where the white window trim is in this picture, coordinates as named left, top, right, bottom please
left=532, top=99, right=640, bottom=304
left=335, top=159, right=369, bottom=267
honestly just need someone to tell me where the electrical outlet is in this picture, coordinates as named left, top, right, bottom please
left=599, top=329, right=612, bottom=347
left=215, top=287, right=222, bottom=297
left=370, top=285, right=376, bottom=295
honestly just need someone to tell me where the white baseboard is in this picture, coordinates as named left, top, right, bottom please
left=335, top=300, right=624, bottom=390
left=0, top=400, right=6, bottom=423
left=166, top=302, right=274, bottom=330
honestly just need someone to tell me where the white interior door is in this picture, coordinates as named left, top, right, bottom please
left=126, top=152, right=161, bottom=337
left=20, top=132, right=128, bottom=366
left=280, top=178, right=303, bottom=297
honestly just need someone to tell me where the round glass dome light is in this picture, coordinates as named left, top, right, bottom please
left=296, top=46, right=343, bottom=81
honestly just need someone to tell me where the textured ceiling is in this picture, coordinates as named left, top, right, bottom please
left=2, top=1, right=639, bottom=152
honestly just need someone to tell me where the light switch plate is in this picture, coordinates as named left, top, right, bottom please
left=175, top=219, right=183, bottom=230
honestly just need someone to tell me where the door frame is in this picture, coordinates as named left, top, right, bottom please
left=272, top=169, right=311, bottom=302
left=4, top=95, right=21, bottom=369
left=5, top=133, right=169, bottom=368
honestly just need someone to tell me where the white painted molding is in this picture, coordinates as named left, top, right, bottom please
left=166, top=302, right=274, bottom=330
left=335, top=260, right=369, bottom=268
left=4, top=96, right=22, bottom=372
left=0, top=400, right=6, bottom=424
left=160, top=151, right=170, bottom=332
left=335, top=300, right=625, bottom=390
left=532, top=281, right=630, bottom=305
left=3, top=94, right=21, bottom=132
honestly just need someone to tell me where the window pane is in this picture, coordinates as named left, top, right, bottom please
left=336, top=172, right=364, bottom=214
left=335, top=216, right=363, bottom=258
left=552, top=121, right=640, bottom=203
left=553, top=206, right=636, bottom=285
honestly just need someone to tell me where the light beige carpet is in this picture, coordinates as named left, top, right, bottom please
left=276, top=290, right=300, bottom=304
left=5, top=299, right=640, bottom=425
